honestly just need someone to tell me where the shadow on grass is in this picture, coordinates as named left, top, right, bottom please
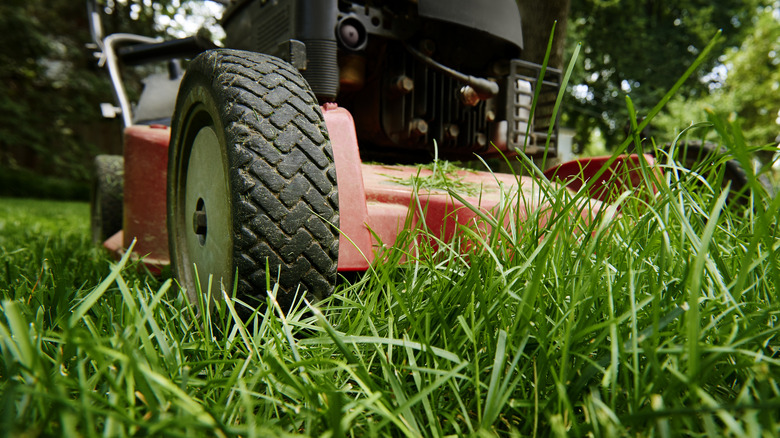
left=0, top=166, right=89, bottom=201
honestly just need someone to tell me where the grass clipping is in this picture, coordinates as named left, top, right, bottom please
left=385, top=159, right=485, bottom=197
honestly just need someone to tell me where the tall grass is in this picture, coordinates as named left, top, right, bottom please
left=1, top=113, right=778, bottom=436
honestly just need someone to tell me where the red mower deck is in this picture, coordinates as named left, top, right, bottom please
left=104, top=104, right=656, bottom=271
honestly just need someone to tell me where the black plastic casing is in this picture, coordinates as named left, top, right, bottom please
left=417, top=0, right=523, bottom=50
left=221, top=0, right=559, bottom=160
left=223, top=0, right=340, bottom=100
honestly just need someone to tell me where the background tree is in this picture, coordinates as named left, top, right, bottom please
left=2, top=0, right=774, bottom=195
left=518, top=0, right=572, bottom=71
left=655, top=5, right=780, bottom=155
left=0, top=0, right=174, bottom=191
left=564, top=0, right=767, bottom=150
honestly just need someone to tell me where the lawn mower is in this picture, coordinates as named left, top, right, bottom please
left=88, top=0, right=667, bottom=312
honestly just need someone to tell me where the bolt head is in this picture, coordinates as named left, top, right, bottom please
left=394, top=76, right=414, bottom=94
left=475, top=133, right=487, bottom=147
left=409, top=118, right=428, bottom=136
left=445, top=124, right=460, bottom=139
left=459, top=86, right=480, bottom=107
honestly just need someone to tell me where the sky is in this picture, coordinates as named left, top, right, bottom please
left=106, top=0, right=226, bottom=40
left=154, top=1, right=225, bottom=40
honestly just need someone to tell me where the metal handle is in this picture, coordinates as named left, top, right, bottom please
left=101, top=33, right=161, bottom=127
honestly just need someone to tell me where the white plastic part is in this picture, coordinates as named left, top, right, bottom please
left=100, top=102, right=122, bottom=119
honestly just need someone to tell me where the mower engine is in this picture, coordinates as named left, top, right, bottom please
left=221, top=0, right=561, bottom=162
left=90, top=0, right=587, bottom=315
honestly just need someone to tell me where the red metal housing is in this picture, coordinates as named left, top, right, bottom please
left=106, top=105, right=654, bottom=271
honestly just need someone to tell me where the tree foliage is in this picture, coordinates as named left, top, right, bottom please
left=656, top=5, right=780, bottom=153
left=3, top=0, right=775, bottom=184
left=565, top=0, right=767, bottom=149
left=0, top=0, right=173, bottom=182
left=1, top=0, right=99, bottom=180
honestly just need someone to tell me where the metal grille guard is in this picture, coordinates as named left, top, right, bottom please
left=507, top=59, right=562, bottom=156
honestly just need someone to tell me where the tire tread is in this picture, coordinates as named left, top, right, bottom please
left=185, top=49, right=339, bottom=308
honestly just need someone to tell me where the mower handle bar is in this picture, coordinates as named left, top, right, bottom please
left=87, top=0, right=104, bottom=51
left=98, top=33, right=215, bottom=128
left=87, top=0, right=218, bottom=127
left=117, top=33, right=216, bottom=66
left=99, top=33, right=161, bottom=127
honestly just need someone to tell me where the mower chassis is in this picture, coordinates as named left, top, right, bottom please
left=104, top=104, right=654, bottom=271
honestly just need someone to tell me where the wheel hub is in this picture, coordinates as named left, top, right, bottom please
left=177, top=124, right=233, bottom=296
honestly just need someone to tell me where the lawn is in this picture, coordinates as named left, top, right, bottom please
left=1, top=130, right=779, bottom=436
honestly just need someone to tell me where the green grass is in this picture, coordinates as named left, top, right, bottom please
left=1, top=116, right=779, bottom=436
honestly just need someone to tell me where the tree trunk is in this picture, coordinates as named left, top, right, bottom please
left=517, top=0, right=571, bottom=70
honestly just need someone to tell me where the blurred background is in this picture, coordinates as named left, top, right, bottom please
left=1, top=0, right=778, bottom=198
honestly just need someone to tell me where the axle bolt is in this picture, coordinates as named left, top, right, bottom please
left=193, top=198, right=207, bottom=245
left=193, top=211, right=207, bottom=235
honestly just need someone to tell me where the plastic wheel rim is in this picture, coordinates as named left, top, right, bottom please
left=176, top=124, right=233, bottom=296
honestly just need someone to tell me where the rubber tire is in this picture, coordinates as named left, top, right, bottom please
left=90, top=155, right=124, bottom=244
left=669, top=140, right=749, bottom=205
left=167, top=49, right=339, bottom=312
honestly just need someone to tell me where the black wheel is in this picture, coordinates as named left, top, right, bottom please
left=168, top=49, right=339, bottom=313
left=669, top=140, right=749, bottom=205
left=90, top=155, right=124, bottom=244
